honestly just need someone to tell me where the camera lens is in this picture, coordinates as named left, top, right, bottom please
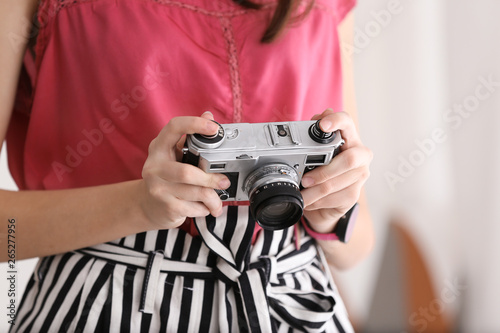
left=254, top=194, right=303, bottom=230
left=245, top=164, right=304, bottom=230
left=263, top=202, right=292, bottom=216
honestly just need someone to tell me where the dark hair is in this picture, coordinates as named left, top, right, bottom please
left=234, top=0, right=314, bottom=43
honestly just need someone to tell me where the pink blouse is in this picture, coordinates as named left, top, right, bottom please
left=7, top=0, right=354, bottom=192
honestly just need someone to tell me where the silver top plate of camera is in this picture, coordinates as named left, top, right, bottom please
left=185, top=120, right=344, bottom=202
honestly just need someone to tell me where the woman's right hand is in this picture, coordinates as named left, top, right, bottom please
left=139, top=112, right=230, bottom=230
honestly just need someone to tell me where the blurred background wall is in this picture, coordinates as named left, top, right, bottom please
left=334, top=0, right=500, bottom=332
left=1, top=0, right=499, bottom=332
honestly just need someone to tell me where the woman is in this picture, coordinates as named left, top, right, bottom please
left=1, top=0, right=374, bottom=331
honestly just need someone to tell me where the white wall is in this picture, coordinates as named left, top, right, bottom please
left=445, top=1, right=500, bottom=331
left=336, top=0, right=457, bottom=321
left=335, top=0, right=500, bottom=331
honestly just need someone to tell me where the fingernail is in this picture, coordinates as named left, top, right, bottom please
left=219, top=177, right=230, bottom=189
left=202, top=111, right=213, bottom=118
left=320, top=120, right=332, bottom=132
left=301, top=177, right=314, bottom=188
left=207, top=121, right=219, bottom=132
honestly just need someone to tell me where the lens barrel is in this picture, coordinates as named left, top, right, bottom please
left=249, top=181, right=304, bottom=230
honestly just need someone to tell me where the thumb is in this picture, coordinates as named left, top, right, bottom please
left=175, top=135, right=187, bottom=161
left=175, top=111, right=216, bottom=160
left=201, top=111, right=215, bottom=121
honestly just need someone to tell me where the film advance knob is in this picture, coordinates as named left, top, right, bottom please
left=308, top=119, right=335, bottom=144
left=192, top=121, right=225, bottom=149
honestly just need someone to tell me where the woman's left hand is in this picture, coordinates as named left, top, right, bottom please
left=301, top=109, right=373, bottom=234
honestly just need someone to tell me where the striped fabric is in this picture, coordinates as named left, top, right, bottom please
left=10, top=206, right=353, bottom=332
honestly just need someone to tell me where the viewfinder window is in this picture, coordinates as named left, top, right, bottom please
left=305, top=155, right=326, bottom=165
left=210, top=163, right=226, bottom=170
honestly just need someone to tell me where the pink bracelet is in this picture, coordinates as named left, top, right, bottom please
left=300, top=217, right=339, bottom=241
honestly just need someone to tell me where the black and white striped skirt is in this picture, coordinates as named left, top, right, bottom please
left=10, top=206, right=354, bottom=332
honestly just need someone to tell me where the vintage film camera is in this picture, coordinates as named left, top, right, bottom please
left=183, top=120, right=344, bottom=230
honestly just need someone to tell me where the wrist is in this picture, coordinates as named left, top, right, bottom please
left=303, top=211, right=343, bottom=234
left=301, top=216, right=340, bottom=241
left=302, top=204, right=360, bottom=243
left=131, top=179, right=155, bottom=232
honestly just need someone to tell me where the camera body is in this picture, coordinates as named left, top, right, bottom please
left=183, top=120, right=344, bottom=230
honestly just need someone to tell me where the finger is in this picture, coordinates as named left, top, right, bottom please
left=147, top=160, right=231, bottom=190
left=175, top=111, right=215, bottom=152
left=174, top=111, right=217, bottom=161
left=200, top=111, right=215, bottom=121
left=301, top=166, right=369, bottom=206
left=157, top=116, right=220, bottom=150
left=175, top=135, right=187, bottom=161
left=303, top=183, right=362, bottom=211
left=316, top=110, right=361, bottom=149
left=142, top=180, right=213, bottom=223
left=301, top=147, right=372, bottom=187
left=169, top=197, right=211, bottom=219
left=171, top=183, right=223, bottom=216
left=310, top=108, right=337, bottom=123
left=310, top=113, right=321, bottom=121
